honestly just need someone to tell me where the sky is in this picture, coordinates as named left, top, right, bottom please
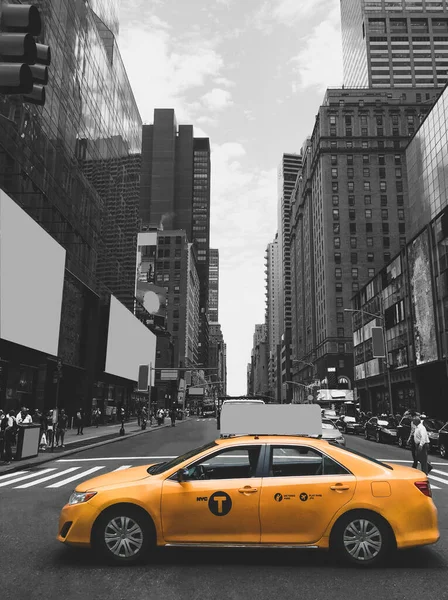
left=117, top=0, right=345, bottom=395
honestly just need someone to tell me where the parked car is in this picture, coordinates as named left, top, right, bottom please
left=438, top=422, right=448, bottom=458
left=396, top=416, right=443, bottom=453
left=321, top=418, right=346, bottom=446
left=365, top=416, right=398, bottom=444
left=336, top=415, right=365, bottom=435
left=322, top=409, right=339, bottom=426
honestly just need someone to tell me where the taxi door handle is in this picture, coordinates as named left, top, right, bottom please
left=330, top=484, right=350, bottom=491
left=238, top=486, right=258, bottom=494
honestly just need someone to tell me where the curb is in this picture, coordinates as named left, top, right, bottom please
left=0, top=419, right=189, bottom=475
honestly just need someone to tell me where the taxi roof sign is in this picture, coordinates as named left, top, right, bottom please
left=219, top=403, right=322, bottom=437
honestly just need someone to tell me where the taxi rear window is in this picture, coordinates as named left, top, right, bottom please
left=329, top=442, right=393, bottom=470
left=147, top=441, right=218, bottom=475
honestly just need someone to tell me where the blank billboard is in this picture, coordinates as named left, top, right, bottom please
left=0, top=191, right=66, bottom=356
left=105, top=295, right=156, bottom=382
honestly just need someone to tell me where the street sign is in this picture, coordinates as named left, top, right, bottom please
left=161, top=370, right=178, bottom=381
left=307, top=394, right=314, bottom=402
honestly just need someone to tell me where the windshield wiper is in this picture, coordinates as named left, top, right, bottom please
left=147, top=462, right=165, bottom=475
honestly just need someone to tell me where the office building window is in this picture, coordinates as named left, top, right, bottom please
left=332, top=182, right=338, bottom=192
left=368, top=268, right=375, bottom=278
left=174, top=261, right=181, bottom=269
left=399, top=223, right=406, bottom=234
left=352, top=268, right=358, bottom=279
left=352, top=282, right=359, bottom=292
left=332, top=195, right=339, bottom=206
left=333, top=223, right=340, bottom=234
left=329, top=115, right=336, bottom=125
left=333, top=209, right=340, bottom=220
left=384, top=252, right=391, bottom=263
left=332, top=168, right=338, bottom=178
left=367, top=237, right=374, bottom=247
left=351, top=252, right=358, bottom=264
left=175, top=249, right=181, bottom=257
left=351, top=237, right=357, bottom=248
left=331, top=155, right=338, bottom=165
left=349, top=209, right=356, bottom=220
left=380, top=181, right=387, bottom=191
left=383, top=237, right=390, bottom=248
left=347, top=168, right=354, bottom=178
left=364, top=195, right=371, bottom=205
left=379, top=155, right=385, bottom=166
left=363, top=168, right=370, bottom=177
left=173, top=323, right=179, bottom=332
left=348, top=182, right=354, bottom=192
left=367, top=253, right=374, bottom=262
left=395, top=154, right=401, bottom=165
left=379, top=167, right=386, bottom=179
left=335, top=268, right=342, bottom=279
left=338, top=343, right=345, bottom=353
left=398, top=209, right=405, bottom=220
left=363, top=155, right=370, bottom=164
left=365, top=209, right=372, bottom=218
left=334, top=237, right=341, bottom=248
left=382, top=209, right=388, bottom=220
left=348, top=195, right=355, bottom=206
left=175, top=236, right=182, bottom=244
left=378, top=140, right=385, bottom=149
left=346, top=141, right=353, bottom=148
left=347, top=155, right=354, bottom=165
left=331, top=141, right=337, bottom=149
left=362, top=141, right=369, bottom=148
left=395, top=168, right=402, bottom=178
left=366, top=223, right=373, bottom=233
left=350, top=223, right=357, bottom=234
left=336, top=297, right=343, bottom=307
left=381, top=195, right=388, bottom=206
left=337, top=312, right=344, bottom=323
left=400, top=236, right=407, bottom=247
left=337, top=328, right=345, bottom=338
left=339, top=359, right=345, bottom=368
left=396, top=180, right=403, bottom=192
left=397, top=195, right=404, bottom=206
left=334, top=252, right=341, bottom=264
left=382, top=223, right=389, bottom=233
left=364, top=181, right=371, bottom=191
left=336, top=282, right=343, bottom=292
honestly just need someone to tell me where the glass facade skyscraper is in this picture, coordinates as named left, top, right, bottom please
left=341, top=0, right=448, bottom=88
left=0, top=0, right=142, bottom=416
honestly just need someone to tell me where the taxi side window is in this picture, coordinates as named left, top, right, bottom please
left=186, top=446, right=262, bottom=480
left=268, top=446, right=349, bottom=477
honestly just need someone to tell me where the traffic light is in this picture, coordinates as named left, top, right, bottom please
left=0, top=3, right=51, bottom=105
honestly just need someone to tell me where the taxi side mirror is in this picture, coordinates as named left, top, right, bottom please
left=177, top=468, right=189, bottom=483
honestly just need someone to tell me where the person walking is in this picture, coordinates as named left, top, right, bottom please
left=413, top=416, right=433, bottom=475
left=1, top=410, right=17, bottom=464
left=76, top=408, right=84, bottom=435
left=169, top=407, right=176, bottom=427
left=407, top=411, right=419, bottom=469
left=56, top=409, right=69, bottom=447
left=39, top=410, right=48, bottom=451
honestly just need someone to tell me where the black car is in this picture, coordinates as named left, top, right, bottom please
left=396, top=416, right=443, bottom=453
left=439, top=422, right=448, bottom=458
left=336, top=415, right=365, bottom=435
left=364, top=416, right=398, bottom=444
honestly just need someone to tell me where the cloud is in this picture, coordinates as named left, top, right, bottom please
left=290, top=9, right=343, bottom=92
left=254, top=0, right=328, bottom=29
left=196, top=116, right=219, bottom=126
left=118, top=20, right=225, bottom=123
left=200, top=88, right=234, bottom=111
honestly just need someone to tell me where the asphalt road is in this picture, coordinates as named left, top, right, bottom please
left=1, top=418, right=448, bottom=600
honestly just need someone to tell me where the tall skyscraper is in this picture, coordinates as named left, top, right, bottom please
left=208, top=249, right=219, bottom=323
left=290, top=86, right=439, bottom=393
left=265, top=234, right=282, bottom=401
left=278, top=153, right=302, bottom=402
left=140, top=110, right=211, bottom=366
left=341, top=0, right=448, bottom=89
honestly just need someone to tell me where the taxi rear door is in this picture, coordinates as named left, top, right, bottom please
left=161, top=444, right=264, bottom=543
left=259, top=444, right=356, bottom=544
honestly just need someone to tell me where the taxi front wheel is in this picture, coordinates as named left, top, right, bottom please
left=331, top=511, right=393, bottom=567
left=92, top=506, right=155, bottom=565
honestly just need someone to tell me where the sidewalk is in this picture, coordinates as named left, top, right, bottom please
left=0, top=417, right=188, bottom=476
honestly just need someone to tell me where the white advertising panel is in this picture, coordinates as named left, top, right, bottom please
left=105, top=295, right=156, bottom=382
left=0, top=191, right=66, bottom=355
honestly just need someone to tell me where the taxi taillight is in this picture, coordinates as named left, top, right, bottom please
left=414, top=480, right=432, bottom=497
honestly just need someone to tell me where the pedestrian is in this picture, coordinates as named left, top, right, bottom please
left=16, top=406, right=32, bottom=425
left=137, top=407, right=141, bottom=427
left=157, top=408, right=163, bottom=426
left=407, top=411, right=418, bottom=469
left=169, top=407, right=176, bottom=427
left=56, top=409, right=69, bottom=447
left=46, top=410, right=54, bottom=447
left=1, top=410, right=17, bottom=464
left=76, top=408, right=84, bottom=435
left=39, top=410, right=48, bottom=451
left=413, top=416, right=433, bottom=475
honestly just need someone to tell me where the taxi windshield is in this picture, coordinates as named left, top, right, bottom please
left=147, top=441, right=218, bottom=475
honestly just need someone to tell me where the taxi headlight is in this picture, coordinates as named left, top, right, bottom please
left=68, top=491, right=97, bottom=505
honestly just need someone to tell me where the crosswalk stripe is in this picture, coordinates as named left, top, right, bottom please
left=431, top=484, right=441, bottom=489
left=0, top=469, right=56, bottom=488
left=14, top=467, right=81, bottom=488
left=113, top=465, right=131, bottom=471
left=428, top=473, right=448, bottom=485
left=46, top=466, right=104, bottom=488
left=431, top=469, right=448, bottom=477
left=0, top=471, right=28, bottom=481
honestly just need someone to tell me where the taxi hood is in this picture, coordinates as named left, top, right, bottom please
left=76, top=464, right=155, bottom=492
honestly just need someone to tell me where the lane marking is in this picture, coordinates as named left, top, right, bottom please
left=15, top=467, right=81, bottom=488
left=431, top=469, right=448, bottom=476
left=0, top=469, right=56, bottom=488
left=428, top=473, right=448, bottom=485
left=57, top=456, right=176, bottom=462
left=0, top=471, right=28, bottom=481
left=431, top=485, right=441, bottom=489
left=47, top=466, right=104, bottom=488
left=112, top=465, right=131, bottom=471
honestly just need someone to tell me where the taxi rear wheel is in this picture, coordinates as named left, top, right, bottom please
left=331, top=511, right=393, bottom=567
left=92, top=505, right=155, bottom=565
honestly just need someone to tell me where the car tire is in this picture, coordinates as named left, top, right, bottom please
left=331, top=510, right=394, bottom=567
left=376, top=432, right=381, bottom=443
left=92, top=505, right=155, bottom=565
left=440, top=443, right=447, bottom=459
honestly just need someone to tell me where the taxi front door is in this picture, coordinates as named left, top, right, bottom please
left=161, top=446, right=262, bottom=544
left=259, top=445, right=356, bottom=544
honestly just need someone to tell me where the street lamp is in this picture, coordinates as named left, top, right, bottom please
left=345, top=307, right=393, bottom=415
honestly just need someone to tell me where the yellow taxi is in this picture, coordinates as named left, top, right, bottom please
left=57, top=404, right=439, bottom=567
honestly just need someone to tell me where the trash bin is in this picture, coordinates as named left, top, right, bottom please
left=15, top=424, right=40, bottom=460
